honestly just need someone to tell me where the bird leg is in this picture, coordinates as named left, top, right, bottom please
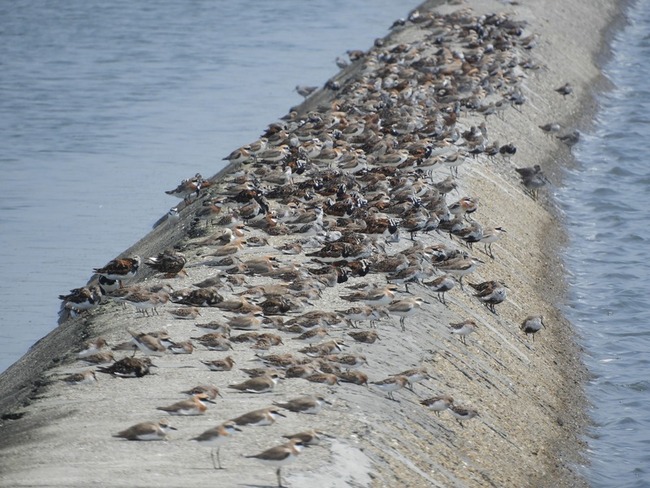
left=211, top=447, right=223, bottom=470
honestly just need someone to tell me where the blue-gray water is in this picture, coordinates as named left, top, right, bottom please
left=560, top=0, right=650, bottom=486
left=0, top=0, right=421, bottom=373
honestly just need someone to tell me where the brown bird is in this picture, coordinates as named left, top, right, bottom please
left=273, top=395, right=330, bottom=414
left=79, top=351, right=114, bottom=365
left=202, top=356, right=236, bottom=371
left=282, top=429, right=325, bottom=446
left=61, top=370, right=97, bottom=385
left=167, top=307, right=202, bottom=320
left=347, top=330, right=380, bottom=344
left=192, top=421, right=242, bottom=469
left=93, top=255, right=141, bottom=283
left=420, top=395, right=454, bottom=416
left=114, top=419, right=177, bottom=441
left=181, top=385, right=222, bottom=399
left=231, top=406, right=286, bottom=427
left=228, top=373, right=280, bottom=393
left=97, top=357, right=154, bottom=378
left=156, top=394, right=215, bottom=416
left=305, top=373, right=339, bottom=386
left=244, top=438, right=306, bottom=488
left=145, top=250, right=187, bottom=277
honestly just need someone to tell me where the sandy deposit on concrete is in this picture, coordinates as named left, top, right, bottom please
left=0, top=0, right=620, bottom=487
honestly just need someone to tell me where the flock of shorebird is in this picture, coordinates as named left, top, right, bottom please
left=55, top=7, right=567, bottom=486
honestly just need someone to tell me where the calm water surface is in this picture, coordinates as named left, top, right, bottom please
left=0, top=0, right=422, bottom=372
left=560, top=0, right=650, bottom=485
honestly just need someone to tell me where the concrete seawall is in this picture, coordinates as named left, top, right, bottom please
left=0, top=0, right=619, bottom=486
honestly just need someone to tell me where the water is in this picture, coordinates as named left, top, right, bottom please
left=560, top=0, right=650, bottom=485
left=0, top=0, right=422, bottom=372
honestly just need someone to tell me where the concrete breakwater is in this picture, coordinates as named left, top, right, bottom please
left=0, top=0, right=618, bottom=486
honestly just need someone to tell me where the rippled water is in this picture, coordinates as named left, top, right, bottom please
left=560, top=0, right=650, bottom=485
left=0, top=0, right=422, bottom=372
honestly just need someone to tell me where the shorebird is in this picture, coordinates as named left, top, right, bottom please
left=202, top=356, right=236, bottom=372
left=79, top=351, right=114, bottom=365
left=387, top=264, right=423, bottom=293
left=514, top=164, right=542, bottom=180
left=122, top=289, right=169, bottom=316
left=421, top=395, right=454, bottom=416
left=347, top=330, right=380, bottom=344
left=393, top=366, right=429, bottom=391
left=337, top=369, right=369, bottom=385
left=228, top=373, right=280, bottom=394
left=522, top=172, right=547, bottom=199
left=128, top=330, right=167, bottom=356
left=295, top=85, right=318, bottom=98
left=192, top=421, right=242, bottom=469
left=470, top=280, right=508, bottom=314
left=222, top=146, right=253, bottom=165
left=324, top=353, right=368, bottom=369
left=449, top=320, right=478, bottom=345
left=245, top=438, right=306, bottom=488
left=480, top=227, right=506, bottom=259
left=273, top=395, right=330, bottom=415
left=98, top=275, right=120, bottom=294
left=305, top=373, right=340, bottom=386
left=62, top=370, right=98, bottom=385
left=341, top=285, right=396, bottom=307
left=97, top=357, right=154, bottom=378
left=299, top=340, right=343, bottom=357
left=520, top=315, right=545, bottom=341
left=167, top=340, right=194, bottom=355
left=555, top=82, right=573, bottom=97
left=515, top=165, right=547, bottom=199
left=114, top=419, right=177, bottom=441
left=231, top=407, right=286, bottom=427
left=227, top=312, right=263, bottom=330
left=539, top=122, right=561, bottom=134
left=449, top=405, right=479, bottom=426
left=422, top=274, right=455, bottom=304
left=454, top=221, right=484, bottom=249
left=165, top=175, right=201, bottom=201
left=93, top=255, right=141, bottom=283
left=434, top=256, right=482, bottom=290
left=283, top=363, right=317, bottom=379
left=283, top=429, right=326, bottom=446
left=291, top=328, right=330, bottom=343
left=388, top=296, right=424, bottom=331
left=156, top=394, right=215, bottom=416
left=337, top=305, right=389, bottom=328
left=557, top=130, right=580, bottom=146
left=77, top=337, right=108, bottom=358
left=181, top=385, right=222, bottom=400
left=145, top=250, right=187, bottom=277
left=371, top=375, right=409, bottom=401
left=58, top=286, right=102, bottom=313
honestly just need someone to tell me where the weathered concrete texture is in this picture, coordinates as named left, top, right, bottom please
left=0, top=0, right=619, bottom=487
